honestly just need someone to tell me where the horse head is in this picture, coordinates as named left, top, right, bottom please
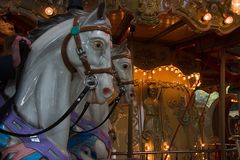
left=112, top=40, right=135, bottom=104
left=65, top=2, right=114, bottom=104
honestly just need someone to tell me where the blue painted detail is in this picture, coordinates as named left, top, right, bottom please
left=71, top=26, right=80, bottom=36
left=0, top=124, right=10, bottom=149
left=68, top=133, right=97, bottom=159
left=21, top=152, right=43, bottom=160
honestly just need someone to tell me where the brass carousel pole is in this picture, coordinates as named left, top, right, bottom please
left=128, top=100, right=133, bottom=159
left=127, top=25, right=135, bottom=159
left=138, top=80, right=145, bottom=160
left=219, top=48, right=226, bottom=160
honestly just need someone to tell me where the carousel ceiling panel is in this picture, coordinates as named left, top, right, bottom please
left=131, top=41, right=172, bottom=70
left=159, top=24, right=197, bottom=42
left=131, top=14, right=181, bottom=39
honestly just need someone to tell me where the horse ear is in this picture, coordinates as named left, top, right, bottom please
left=118, top=39, right=128, bottom=52
left=121, top=39, right=128, bottom=50
left=97, top=2, right=105, bottom=20
left=82, top=2, right=106, bottom=26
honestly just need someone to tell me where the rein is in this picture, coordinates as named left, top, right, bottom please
left=0, top=85, right=90, bottom=137
left=71, top=86, right=126, bottom=133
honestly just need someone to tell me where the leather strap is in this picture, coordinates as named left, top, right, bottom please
left=111, top=53, right=133, bottom=86
left=111, top=53, right=132, bottom=60
left=61, top=16, right=113, bottom=76
left=120, top=80, right=134, bottom=85
left=61, top=34, right=77, bottom=73
left=80, top=26, right=111, bottom=35
left=79, top=55, right=92, bottom=74
left=85, top=68, right=113, bottom=75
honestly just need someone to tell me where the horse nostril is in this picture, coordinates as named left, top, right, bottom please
left=103, top=87, right=112, bottom=98
left=130, top=92, right=135, bottom=97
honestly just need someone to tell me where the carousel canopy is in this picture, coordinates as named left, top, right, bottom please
left=1, top=0, right=240, bottom=92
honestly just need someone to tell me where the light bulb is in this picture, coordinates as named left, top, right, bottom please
left=224, top=16, right=233, bottom=24
left=45, top=7, right=54, bottom=16
left=203, top=13, right=212, bottom=21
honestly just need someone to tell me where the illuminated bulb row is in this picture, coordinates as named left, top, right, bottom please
left=151, top=65, right=181, bottom=74
left=190, top=80, right=201, bottom=90
left=188, top=73, right=200, bottom=81
left=231, top=99, right=238, bottom=103
left=202, top=12, right=234, bottom=24
left=134, top=66, right=201, bottom=89
left=134, top=65, right=183, bottom=76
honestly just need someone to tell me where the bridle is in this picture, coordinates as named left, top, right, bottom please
left=71, top=48, right=135, bottom=133
left=111, top=51, right=134, bottom=86
left=61, top=16, right=114, bottom=89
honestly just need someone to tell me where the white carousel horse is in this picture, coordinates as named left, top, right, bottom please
left=68, top=40, right=134, bottom=160
left=0, top=3, right=114, bottom=160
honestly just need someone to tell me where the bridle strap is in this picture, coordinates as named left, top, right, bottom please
left=111, top=62, right=121, bottom=86
left=120, top=80, right=134, bottom=85
left=85, top=68, right=114, bottom=75
left=111, top=54, right=132, bottom=60
left=111, top=53, right=133, bottom=86
left=81, top=26, right=111, bottom=35
left=79, top=54, right=92, bottom=74
left=61, top=16, right=113, bottom=75
left=79, top=55, right=113, bottom=75
left=61, top=34, right=77, bottom=73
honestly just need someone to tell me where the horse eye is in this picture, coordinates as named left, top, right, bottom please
left=82, top=148, right=91, bottom=156
left=93, top=40, right=104, bottom=49
left=122, top=63, right=129, bottom=69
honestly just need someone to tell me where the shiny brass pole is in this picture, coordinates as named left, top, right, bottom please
left=219, top=48, right=226, bottom=160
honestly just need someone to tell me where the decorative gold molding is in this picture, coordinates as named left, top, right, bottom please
left=107, top=0, right=240, bottom=34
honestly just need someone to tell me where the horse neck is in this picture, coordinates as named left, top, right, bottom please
left=15, top=42, right=67, bottom=107
left=87, top=103, right=110, bottom=133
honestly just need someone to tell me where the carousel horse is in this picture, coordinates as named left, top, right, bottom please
left=68, top=40, right=134, bottom=160
left=0, top=3, right=114, bottom=160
